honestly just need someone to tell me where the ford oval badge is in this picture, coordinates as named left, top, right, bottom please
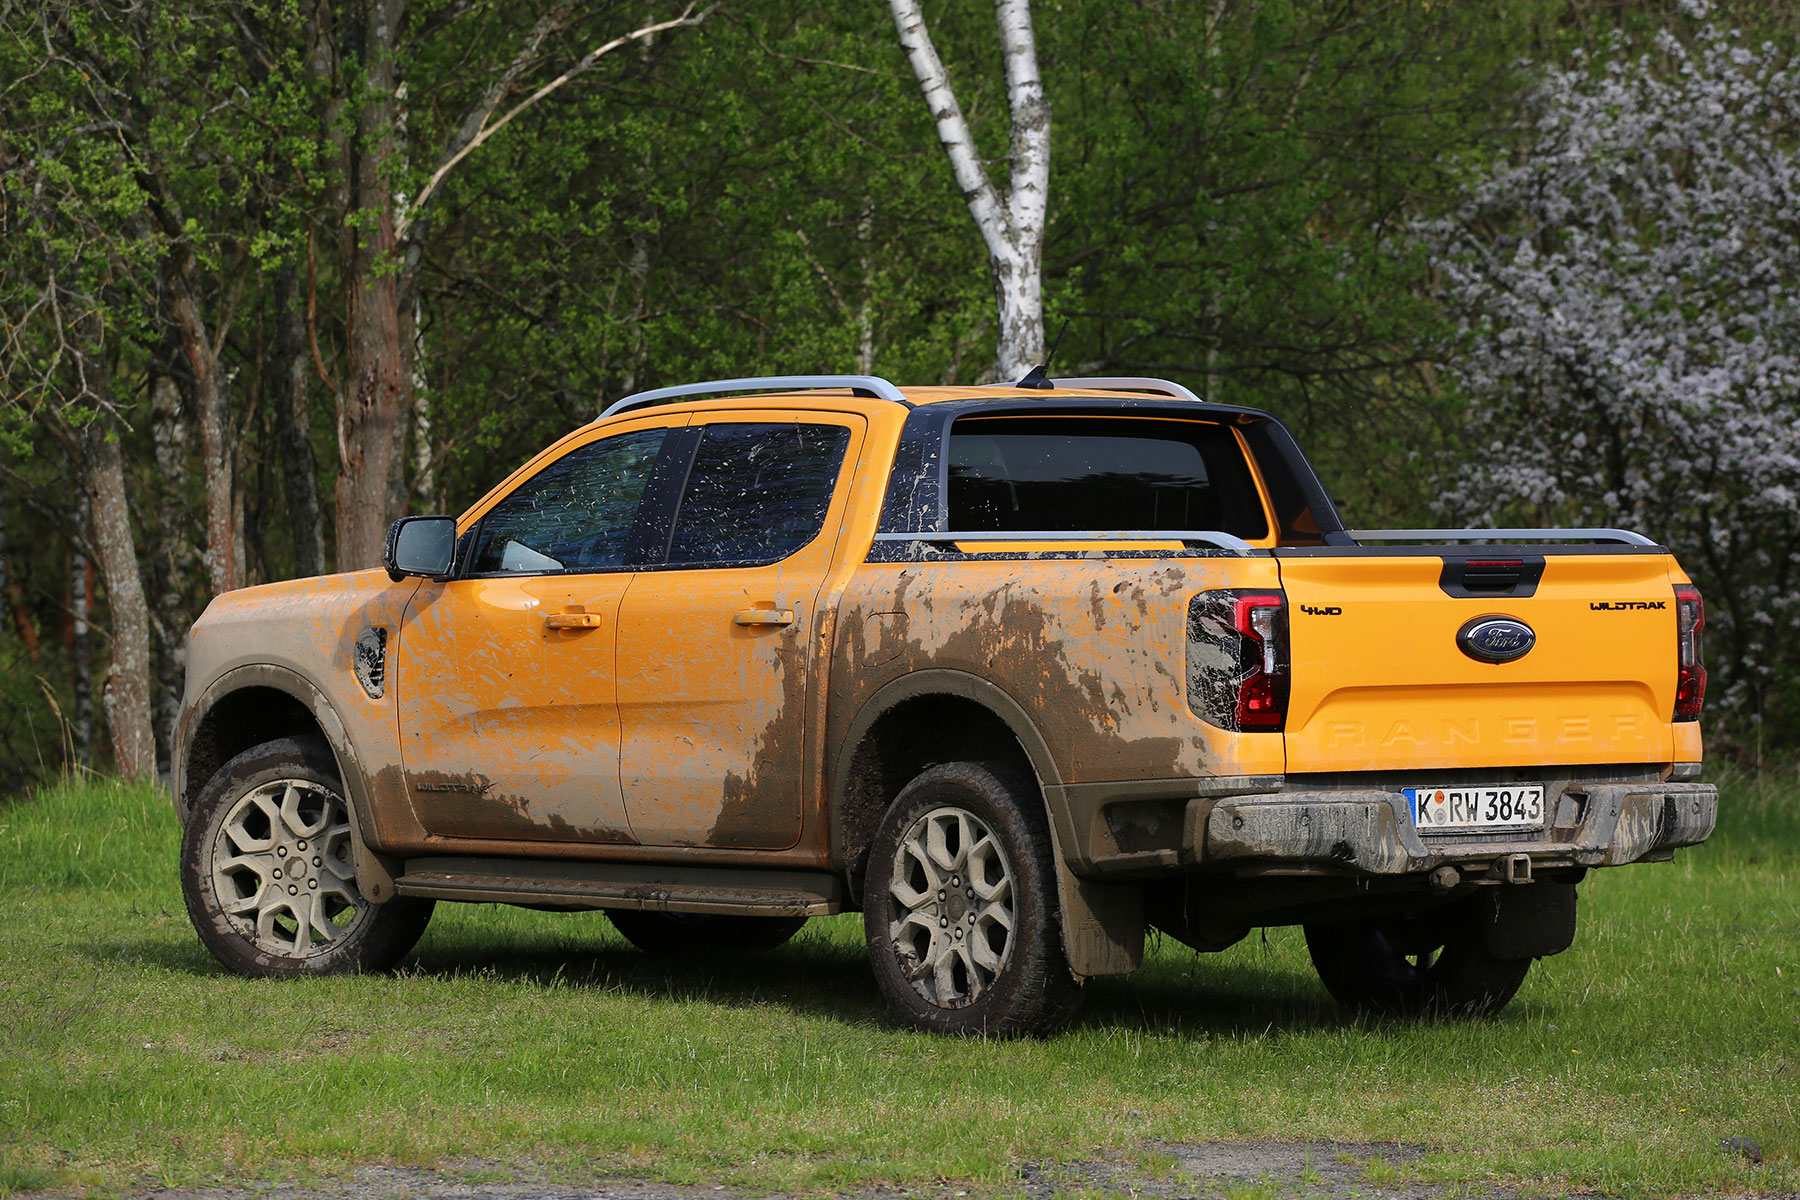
left=1457, top=616, right=1536, bottom=663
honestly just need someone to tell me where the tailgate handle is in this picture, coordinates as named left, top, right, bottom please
left=1440, top=557, right=1545, bottom=599
left=1463, top=567, right=1522, bottom=591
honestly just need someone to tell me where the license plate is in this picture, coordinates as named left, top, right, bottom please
left=1407, top=784, right=1545, bottom=832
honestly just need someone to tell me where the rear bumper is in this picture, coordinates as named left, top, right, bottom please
left=1203, top=782, right=1716, bottom=876
left=1051, top=777, right=1717, bottom=879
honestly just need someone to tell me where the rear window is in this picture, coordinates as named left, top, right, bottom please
left=945, top=416, right=1270, bottom=540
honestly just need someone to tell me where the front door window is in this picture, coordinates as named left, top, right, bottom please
left=470, top=428, right=667, bottom=575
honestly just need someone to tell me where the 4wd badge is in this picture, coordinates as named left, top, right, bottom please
left=1457, top=616, right=1535, bottom=663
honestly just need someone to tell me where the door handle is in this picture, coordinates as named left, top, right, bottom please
left=545, top=612, right=603, bottom=629
left=733, top=608, right=795, bottom=627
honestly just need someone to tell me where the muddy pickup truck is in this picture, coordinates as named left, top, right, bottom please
left=175, top=374, right=1717, bottom=1035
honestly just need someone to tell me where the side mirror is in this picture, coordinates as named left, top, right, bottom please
left=384, top=516, right=457, bottom=582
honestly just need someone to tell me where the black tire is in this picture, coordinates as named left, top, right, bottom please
left=607, top=910, right=808, bottom=955
left=1303, top=899, right=1531, bottom=1017
left=863, top=761, right=1082, bottom=1037
left=181, top=735, right=433, bottom=977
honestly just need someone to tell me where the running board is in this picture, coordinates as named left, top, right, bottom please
left=394, top=856, right=844, bottom=917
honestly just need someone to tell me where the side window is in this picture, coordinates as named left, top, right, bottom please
left=470, top=428, right=667, bottom=575
left=663, top=423, right=851, bottom=567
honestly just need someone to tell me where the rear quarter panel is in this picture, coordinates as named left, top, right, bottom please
left=829, top=556, right=1285, bottom=786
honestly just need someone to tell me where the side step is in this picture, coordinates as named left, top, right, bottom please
left=392, top=855, right=844, bottom=917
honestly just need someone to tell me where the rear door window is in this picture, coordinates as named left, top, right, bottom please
left=662, top=422, right=852, bottom=567
left=945, top=416, right=1270, bottom=540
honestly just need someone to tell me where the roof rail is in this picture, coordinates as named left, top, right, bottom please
left=874, top=529, right=1255, bottom=552
left=601, top=374, right=908, bottom=418
left=1349, top=528, right=1658, bottom=546
left=1038, top=376, right=1203, bottom=402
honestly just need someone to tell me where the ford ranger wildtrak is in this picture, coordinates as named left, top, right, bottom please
left=175, top=374, right=1717, bottom=1035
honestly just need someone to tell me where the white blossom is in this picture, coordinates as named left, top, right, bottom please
left=1419, top=19, right=1800, bottom=736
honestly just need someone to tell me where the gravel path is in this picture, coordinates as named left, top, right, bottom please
left=77, top=1142, right=1482, bottom=1200
left=45, top=1140, right=1795, bottom=1200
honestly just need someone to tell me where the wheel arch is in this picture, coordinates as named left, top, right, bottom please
left=176, top=664, right=398, bottom=902
left=829, top=669, right=1142, bottom=978
left=830, top=670, right=1061, bottom=888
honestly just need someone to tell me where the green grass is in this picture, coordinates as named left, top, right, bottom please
left=0, top=776, right=1795, bottom=1198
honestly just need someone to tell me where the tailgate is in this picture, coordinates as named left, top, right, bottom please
left=1278, top=553, right=1679, bottom=773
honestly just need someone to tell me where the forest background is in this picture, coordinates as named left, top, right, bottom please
left=2, top=0, right=1798, bottom=789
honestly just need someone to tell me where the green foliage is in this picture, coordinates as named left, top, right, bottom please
left=4, top=0, right=1800, bottom=752
left=0, top=633, right=63, bottom=787
left=419, top=4, right=994, bottom=500
left=1034, top=0, right=1551, bottom=526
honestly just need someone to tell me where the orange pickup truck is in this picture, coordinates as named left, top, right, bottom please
left=175, top=375, right=1717, bottom=1035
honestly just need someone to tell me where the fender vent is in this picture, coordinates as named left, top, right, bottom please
left=354, top=627, right=389, bottom=698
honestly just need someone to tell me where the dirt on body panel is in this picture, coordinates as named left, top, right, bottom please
left=707, top=621, right=812, bottom=847
left=614, top=552, right=831, bottom=852
left=183, top=570, right=426, bottom=846
left=834, top=556, right=1279, bottom=785
left=394, top=576, right=636, bottom=844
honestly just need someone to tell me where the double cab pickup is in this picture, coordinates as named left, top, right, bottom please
left=175, top=375, right=1717, bottom=1035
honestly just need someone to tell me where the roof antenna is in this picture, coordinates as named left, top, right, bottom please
left=1015, top=317, right=1070, bottom=390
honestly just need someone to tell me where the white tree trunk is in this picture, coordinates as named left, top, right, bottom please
left=410, top=293, right=437, bottom=510
left=888, top=0, right=1048, bottom=380
left=856, top=197, right=877, bottom=374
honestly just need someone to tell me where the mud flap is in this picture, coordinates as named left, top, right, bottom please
left=1478, top=882, right=1577, bottom=960
left=349, top=819, right=401, bottom=904
left=1053, top=861, right=1144, bottom=978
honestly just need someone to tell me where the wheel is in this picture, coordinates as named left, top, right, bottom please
left=607, top=910, right=808, bottom=955
left=863, top=761, right=1082, bottom=1037
left=180, top=736, right=433, bottom=976
left=1303, top=899, right=1531, bottom=1017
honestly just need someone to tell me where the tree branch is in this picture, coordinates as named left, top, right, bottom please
left=397, top=4, right=716, bottom=243
left=304, top=224, right=343, bottom=414
left=730, top=15, right=905, bottom=79
left=401, top=0, right=574, bottom=242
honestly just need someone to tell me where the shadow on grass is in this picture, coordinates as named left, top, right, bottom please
left=410, top=926, right=890, bottom=1025
left=86, top=912, right=1541, bottom=1040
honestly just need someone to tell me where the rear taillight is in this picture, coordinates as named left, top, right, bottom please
left=1187, top=591, right=1288, bottom=731
left=1673, top=584, right=1706, bottom=722
left=1235, top=595, right=1287, bottom=729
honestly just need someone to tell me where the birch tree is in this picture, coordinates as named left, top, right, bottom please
left=887, top=0, right=1048, bottom=380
